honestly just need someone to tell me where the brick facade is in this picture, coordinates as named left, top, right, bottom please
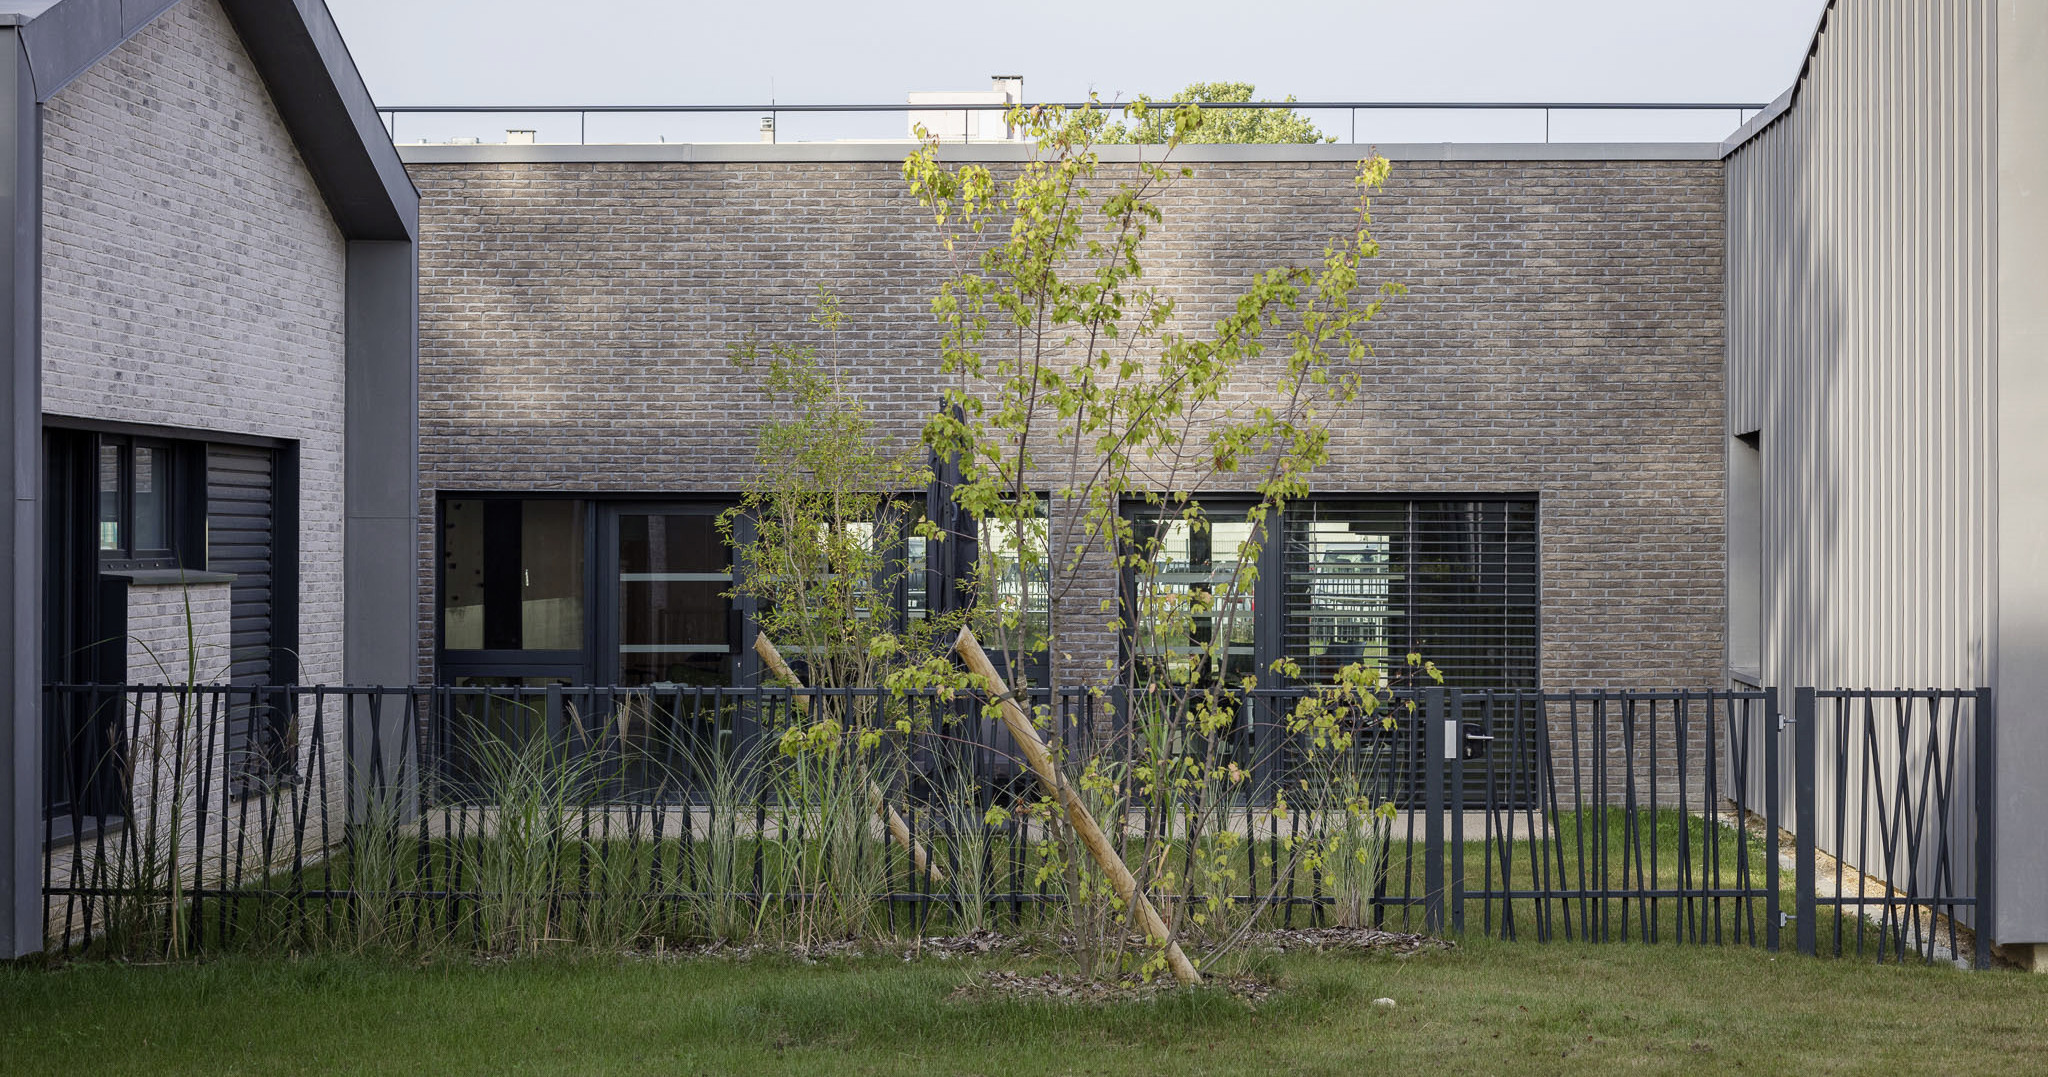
left=408, top=155, right=1726, bottom=691
left=39, top=0, right=349, bottom=691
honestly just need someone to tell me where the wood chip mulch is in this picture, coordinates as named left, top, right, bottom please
left=1253, top=926, right=1453, bottom=955
left=629, top=925, right=1446, bottom=967
left=947, top=969, right=1278, bottom=1005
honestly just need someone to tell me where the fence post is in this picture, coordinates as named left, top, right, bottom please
left=1794, top=686, right=1817, bottom=957
left=1975, top=686, right=1996, bottom=971
left=1449, top=689, right=1465, bottom=934
left=1763, top=687, right=1781, bottom=952
left=1424, top=688, right=1447, bottom=935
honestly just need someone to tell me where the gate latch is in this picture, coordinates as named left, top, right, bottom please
left=1459, top=721, right=1495, bottom=761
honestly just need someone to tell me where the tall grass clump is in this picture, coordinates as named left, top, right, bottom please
left=457, top=717, right=621, bottom=954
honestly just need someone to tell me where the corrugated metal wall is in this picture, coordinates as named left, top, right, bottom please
left=1725, top=0, right=1996, bottom=907
left=1728, top=0, right=1996, bottom=690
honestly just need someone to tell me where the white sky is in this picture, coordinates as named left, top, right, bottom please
left=325, top=0, right=1830, bottom=145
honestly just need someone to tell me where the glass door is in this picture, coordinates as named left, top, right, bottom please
left=604, top=505, right=738, bottom=687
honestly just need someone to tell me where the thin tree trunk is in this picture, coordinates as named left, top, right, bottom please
left=954, top=627, right=1200, bottom=985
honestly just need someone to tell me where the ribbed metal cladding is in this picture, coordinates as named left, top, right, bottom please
left=1727, top=0, right=1996, bottom=691
left=1725, top=0, right=1996, bottom=909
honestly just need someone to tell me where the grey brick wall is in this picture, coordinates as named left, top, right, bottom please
left=124, top=582, right=233, bottom=686
left=39, top=0, right=349, bottom=693
left=408, top=156, right=1725, bottom=691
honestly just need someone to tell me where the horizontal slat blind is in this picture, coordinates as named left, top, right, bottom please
left=207, top=445, right=276, bottom=686
left=1283, top=500, right=1538, bottom=689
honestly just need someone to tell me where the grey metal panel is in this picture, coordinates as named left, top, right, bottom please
left=1995, top=0, right=2048, bottom=948
left=10, top=0, right=176, bottom=100
left=0, top=27, right=36, bottom=959
left=1724, top=0, right=2000, bottom=931
left=343, top=239, right=417, bottom=688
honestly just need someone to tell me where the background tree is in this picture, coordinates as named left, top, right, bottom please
left=1102, top=82, right=1332, bottom=144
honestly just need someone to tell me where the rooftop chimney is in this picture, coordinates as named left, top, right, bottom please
left=506, top=129, right=536, bottom=145
left=992, top=75, right=1023, bottom=138
left=759, top=115, right=776, bottom=144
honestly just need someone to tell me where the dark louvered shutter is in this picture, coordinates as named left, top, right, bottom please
left=207, top=446, right=277, bottom=686
left=1281, top=499, right=1539, bottom=806
left=1282, top=499, right=1537, bottom=691
left=209, top=446, right=295, bottom=788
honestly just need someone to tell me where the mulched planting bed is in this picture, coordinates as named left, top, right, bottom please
left=947, top=969, right=1279, bottom=1005
left=622, top=926, right=1447, bottom=967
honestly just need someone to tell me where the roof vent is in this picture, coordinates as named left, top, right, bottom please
left=506, top=129, right=536, bottom=145
left=908, top=75, right=1023, bottom=142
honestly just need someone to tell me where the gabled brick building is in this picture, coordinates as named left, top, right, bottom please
left=0, top=0, right=417, bottom=957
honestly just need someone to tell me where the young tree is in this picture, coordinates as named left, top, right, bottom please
left=722, top=290, right=933, bottom=693
left=899, top=100, right=1406, bottom=977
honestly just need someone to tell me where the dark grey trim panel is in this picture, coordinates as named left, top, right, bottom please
left=343, top=240, right=418, bottom=688
left=104, top=569, right=234, bottom=585
left=41, top=412, right=287, bottom=449
left=8, top=0, right=177, bottom=99
left=216, top=0, right=417, bottom=241
left=0, top=26, right=39, bottom=959
left=3, top=0, right=417, bottom=240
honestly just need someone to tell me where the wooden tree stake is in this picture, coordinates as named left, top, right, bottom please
left=752, top=634, right=946, bottom=886
left=952, top=627, right=1200, bottom=986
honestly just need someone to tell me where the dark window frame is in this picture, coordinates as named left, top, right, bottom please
left=41, top=417, right=301, bottom=830
left=435, top=494, right=597, bottom=685
left=91, top=433, right=203, bottom=571
left=1119, top=494, right=1543, bottom=691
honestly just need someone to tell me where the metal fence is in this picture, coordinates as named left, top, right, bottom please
left=38, top=682, right=1991, bottom=966
left=376, top=100, right=1771, bottom=147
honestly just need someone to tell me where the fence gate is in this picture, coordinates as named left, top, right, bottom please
left=1401, top=687, right=1994, bottom=968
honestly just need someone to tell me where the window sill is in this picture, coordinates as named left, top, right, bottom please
left=104, top=569, right=236, bottom=587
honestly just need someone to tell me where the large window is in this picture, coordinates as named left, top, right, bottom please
left=438, top=498, right=743, bottom=686
left=1126, top=498, right=1539, bottom=690
left=442, top=499, right=586, bottom=653
left=1286, top=500, right=1537, bottom=688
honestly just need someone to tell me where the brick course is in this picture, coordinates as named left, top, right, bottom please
left=409, top=156, right=1726, bottom=691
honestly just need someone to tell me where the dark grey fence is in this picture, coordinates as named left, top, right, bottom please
left=38, top=682, right=1991, bottom=966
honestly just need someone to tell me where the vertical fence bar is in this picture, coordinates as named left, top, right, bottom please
left=1974, top=686, right=1995, bottom=970
left=1795, top=686, right=1817, bottom=957
left=1424, top=688, right=1446, bottom=934
left=1449, top=690, right=1465, bottom=934
left=1764, top=687, right=1781, bottom=952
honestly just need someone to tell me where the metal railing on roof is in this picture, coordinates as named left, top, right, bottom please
left=376, top=99, right=1772, bottom=147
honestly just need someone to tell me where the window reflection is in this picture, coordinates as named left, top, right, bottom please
left=1131, top=511, right=1257, bottom=685
left=441, top=499, right=585, bottom=652
left=1284, top=503, right=1402, bottom=685
left=978, top=513, right=1049, bottom=659
left=618, top=512, right=730, bottom=687
left=132, top=445, right=166, bottom=552
left=97, top=444, right=121, bottom=552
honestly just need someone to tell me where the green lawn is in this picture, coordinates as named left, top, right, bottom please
left=4, top=940, right=2042, bottom=1076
